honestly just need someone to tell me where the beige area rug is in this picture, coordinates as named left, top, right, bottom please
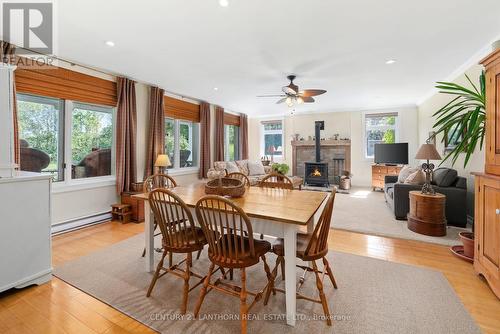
left=331, top=187, right=471, bottom=246
left=53, top=234, right=480, bottom=334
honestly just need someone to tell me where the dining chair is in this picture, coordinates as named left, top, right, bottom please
left=258, top=173, right=294, bottom=240
left=141, top=174, right=177, bottom=259
left=259, top=173, right=294, bottom=190
left=227, top=172, right=251, bottom=188
left=264, top=191, right=338, bottom=326
left=146, top=189, right=208, bottom=314
left=194, top=195, right=275, bottom=334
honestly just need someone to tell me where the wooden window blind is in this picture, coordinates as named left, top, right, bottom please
left=15, top=64, right=117, bottom=107
left=224, top=112, right=240, bottom=126
left=164, top=95, right=200, bottom=122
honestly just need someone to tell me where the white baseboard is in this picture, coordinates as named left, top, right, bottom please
left=51, top=211, right=112, bottom=235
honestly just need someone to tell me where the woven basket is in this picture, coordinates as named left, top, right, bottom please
left=205, top=178, right=246, bottom=197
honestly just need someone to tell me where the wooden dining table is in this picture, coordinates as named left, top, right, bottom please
left=133, top=183, right=328, bottom=326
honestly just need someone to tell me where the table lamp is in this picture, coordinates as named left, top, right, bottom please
left=415, top=142, right=442, bottom=195
left=155, top=154, right=171, bottom=174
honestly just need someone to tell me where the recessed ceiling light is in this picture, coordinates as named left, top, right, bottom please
left=385, top=59, right=396, bottom=65
left=105, top=41, right=115, bottom=47
left=219, top=0, right=229, bottom=7
left=214, top=87, right=219, bottom=91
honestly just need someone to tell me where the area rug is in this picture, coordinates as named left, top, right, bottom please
left=53, top=234, right=480, bottom=334
left=330, top=187, right=471, bottom=246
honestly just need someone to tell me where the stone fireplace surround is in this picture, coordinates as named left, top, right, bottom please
left=291, top=140, right=351, bottom=184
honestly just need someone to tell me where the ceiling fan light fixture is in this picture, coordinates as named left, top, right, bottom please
left=286, top=96, right=292, bottom=105
left=297, top=97, right=304, bottom=104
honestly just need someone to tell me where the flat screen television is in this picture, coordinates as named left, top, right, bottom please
left=374, top=143, right=408, bottom=165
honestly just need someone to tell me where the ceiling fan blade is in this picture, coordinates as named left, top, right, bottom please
left=276, top=98, right=287, bottom=104
left=282, top=86, right=297, bottom=95
left=302, top=96, right=315, bottom=103
left=257, top=94, right=286, bottom=98
left=300, top=89, right=327, bottom=97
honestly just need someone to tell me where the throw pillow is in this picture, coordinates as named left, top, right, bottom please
left=235, top=160, right=249, bottom=175
left=404, top=170, right=426, bottom=185
left=225, top=161, right=240, bottom=174
left=248, top=161, right=265, bottom=176
left=432, top=168, right=458, bottom=187
left=213, top=161, right=226, bottom=172
left=397, top=165, right=418, bottom=183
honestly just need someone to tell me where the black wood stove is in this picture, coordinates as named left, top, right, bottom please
left=304, top=121, right=329, bottom=187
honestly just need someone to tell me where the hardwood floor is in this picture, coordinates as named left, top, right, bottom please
left=1, top=221, right=499, bottom=333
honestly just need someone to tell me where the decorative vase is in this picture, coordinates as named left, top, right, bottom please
left=459, top=231, right=475, bottom=259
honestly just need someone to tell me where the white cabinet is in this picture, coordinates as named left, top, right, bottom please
left=0, top=172, right=52, bottom=292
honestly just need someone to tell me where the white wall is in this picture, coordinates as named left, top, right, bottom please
left=248, top=106, right=419, bottom=187
left=417, top=64, right=485, bottom=217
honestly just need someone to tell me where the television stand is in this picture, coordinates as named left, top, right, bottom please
left=372, top=164, right=403, bottom=191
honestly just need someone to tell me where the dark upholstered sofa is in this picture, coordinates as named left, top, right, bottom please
left=384, top=167, right=467, bottom=227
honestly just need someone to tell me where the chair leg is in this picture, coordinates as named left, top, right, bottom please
left=169, top=251, right=173, bottom=268
left=322, top=257, right=338, bottom=289
left=181, top=253, right=192, bottom=314
left=262, top=255, right=275, bottom=306
left=146, top=251, right=167, bottom=297
left=196, top=249, right=202, bottom=260
left=229, top=268, right=234, bottom=281
left=239, top=268, right=248, bottom=334
left=194, top=262, right=215, bottom=318
left=312, top=261, right=332, bottom=326
left=259, top=233, right=264, bottom=240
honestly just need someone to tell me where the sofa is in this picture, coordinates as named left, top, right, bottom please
left=207, top=160, right=272, bottom=186
left=384, top=167, right=467, bottom=227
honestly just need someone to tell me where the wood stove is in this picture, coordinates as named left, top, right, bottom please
left=305, top=162, right=329, bottom=186
left=304, top=121, right=330, bottom=187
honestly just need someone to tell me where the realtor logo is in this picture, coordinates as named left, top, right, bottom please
left=2, top=1, right=53, bottom=54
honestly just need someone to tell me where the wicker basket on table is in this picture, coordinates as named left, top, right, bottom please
left=205, top=177, right=246, bottom=197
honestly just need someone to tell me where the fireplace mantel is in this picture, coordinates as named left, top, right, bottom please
left=291, top=140, right=351, bottom=182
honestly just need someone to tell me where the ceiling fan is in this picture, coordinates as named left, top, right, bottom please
left=257, top=75, right=327, bottom=107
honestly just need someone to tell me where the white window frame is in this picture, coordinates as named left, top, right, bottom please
left=164, top=118, right=200, bottom=175
left=363, top=112, right=399, bottom=160
left=17, top=93, right=117, bottom=193
left=261, top=119, right=284, bottom=159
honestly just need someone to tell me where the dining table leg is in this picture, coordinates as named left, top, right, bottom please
left=144, top=201, right=154, bottom=272
left=283, top=224, right=297, bottom=326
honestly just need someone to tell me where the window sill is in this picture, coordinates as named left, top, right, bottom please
left=52, top=176, right=116, bottom=194
left=166, top=167, right=199, bottom=176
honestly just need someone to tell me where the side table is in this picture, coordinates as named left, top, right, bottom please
left=407, top=191, right=446, bottom=236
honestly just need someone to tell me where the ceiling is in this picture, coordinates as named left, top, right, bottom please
left=56, top=0, right=500, bottom=116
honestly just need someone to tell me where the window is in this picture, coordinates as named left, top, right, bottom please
left=262, top=120, right=283, bottom=157
left=165, top=118, right=175, bottom=169
left=17, top=95, right=64, bottom=181
left=17, top=93, right=116, bottom=184
left=71, top=103, right=114, bottom=179
left=179, top=121, right=199, bottom=167
left=444, top=123, right=465, bottom=152
left=164, top=118, right=200, bottom=169
left=224, top=124, right=240, bottom=161
left=364, top=113, right=398, bottom=158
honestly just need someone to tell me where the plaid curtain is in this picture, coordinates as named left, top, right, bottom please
left=116, top=77, right=137, bottom=193
left=198, top=102, right=211, bottom=178
left=214, top=106, right=225, bottom=162
left=239, top=113, right=248, bottom=160
left=144, top=86, right=165, bottom=179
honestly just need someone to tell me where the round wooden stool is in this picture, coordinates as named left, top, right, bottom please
left=407, top=191, right=446, bottom=236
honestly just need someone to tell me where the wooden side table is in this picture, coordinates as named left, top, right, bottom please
left=407, top=191, right=446, bottom=236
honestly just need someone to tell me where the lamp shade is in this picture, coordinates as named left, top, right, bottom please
left=154, top=154, right=171, bottom=167
left=415, top=144, right=442, bottom=160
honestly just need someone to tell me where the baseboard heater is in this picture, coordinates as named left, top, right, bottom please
left=51, top=211, right=112, bottom=235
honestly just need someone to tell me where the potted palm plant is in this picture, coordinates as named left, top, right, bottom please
left=432, top=72, right=485, bottom=262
